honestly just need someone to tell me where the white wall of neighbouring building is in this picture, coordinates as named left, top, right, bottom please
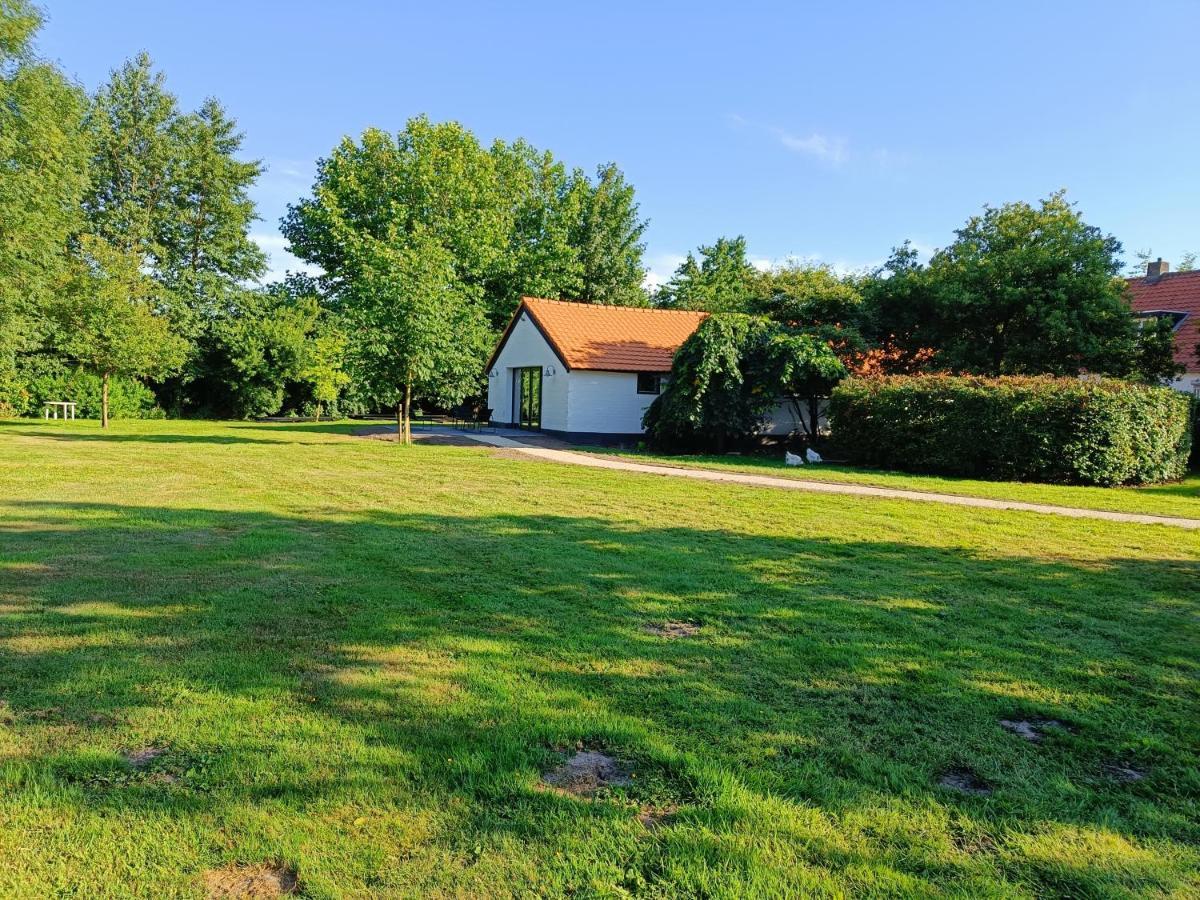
left=1166, top=372, right=1200, bottom=396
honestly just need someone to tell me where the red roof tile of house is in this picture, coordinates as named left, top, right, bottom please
left=488, top=297, right=708, bottom=373
left=1126, top=270, right=1200, bottom=372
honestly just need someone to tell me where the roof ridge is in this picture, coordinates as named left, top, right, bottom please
left=1127, top=269, right=1200, bottom=283
left=521, top=296, right=708, bottom=315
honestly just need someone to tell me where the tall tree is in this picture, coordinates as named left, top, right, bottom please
left=51, top=236, right=187, bottom=426
left=567, top=163, right=648, bottom=307
left=348, top=232, right=490, bottom=443
left=485, top=139, right=582, bottom=324
left=84, top=56, right=267, bottom=412
left=284, top=118, right=510, bottom=303
left=0, top=0, right=89, bottom=409
left=923, top=192, right=1135, bottom=376
left=749, top=263, right=867, bottom=438
left=655, top=236, right=756, bottom=311
left=283, top=119, right=496, bottom=440
left=160, top=97, right=267, bottom=325
left=82, top=53, right=180, bottom=262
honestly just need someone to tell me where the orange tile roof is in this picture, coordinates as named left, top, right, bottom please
left=1127, top=270, right=1200, bottom=372
left=489, top=297, right=708, bottom=372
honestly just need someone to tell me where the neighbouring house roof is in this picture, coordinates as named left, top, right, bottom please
left=1127, top=270, right=1200, bottom=372
left=486, top=297, right=709, bottom=373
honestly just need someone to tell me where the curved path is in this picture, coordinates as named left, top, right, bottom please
left=359, top=426, right=1200, bottom=530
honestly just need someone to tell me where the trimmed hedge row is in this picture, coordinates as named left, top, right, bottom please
left=830, top=375, right=1192, bottom=486
left=1192, top=396, right=1200, bottom=471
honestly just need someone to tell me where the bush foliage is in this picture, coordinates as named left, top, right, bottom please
left=4, top=355, right=162, bottom=419
left=830, top=375, right=1192, bottom=486
left=643, top=314, right=844, bottom=453
left=1191, top=397, right=1200, bottom=471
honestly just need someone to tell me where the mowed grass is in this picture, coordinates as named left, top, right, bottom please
left=585, top=449, right=1200, bottom=520
left=0, top=419, right=1197, bottom=898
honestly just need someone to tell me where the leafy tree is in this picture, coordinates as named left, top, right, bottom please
left=51, top=236, right=187, bottom=426
left=283, top=119, right=506, bottom=438
left=284, top=118, right=510, bottom=305
left=347, top=232, right=491, bottom=443
left=485, top=139, right=583, bottom=324
left=857, top=242, right=942, bottom=369
left=84, top=55, right=267, bottom=413
left=922, top=192, right=1134, bottom=376
left=750, top=263, right=864, bottom=438
left=655, top=236, right=756, bottom=311
left=0, top=0, right=89, bottom=410
left=300, top=323, right=350, bottom=421
left=1128, top=316, right=1183, bottom=385
left=159, top=97, right=267, bottom=324
left=484, top=149, right=649, bottom=318
left=83, top=53, right=180, bottom=262
left=204, top=290, right=318, bottom=418
left=643, top=314, right=843, bottom=453
left=567, top=163, right=648, bottom=307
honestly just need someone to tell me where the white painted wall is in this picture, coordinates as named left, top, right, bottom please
left=1165, top=372, right=1200, bottom=396
left=486, top=311, right=569, bottom=430
left=565, top=371, right=661, bottom=435
left=759, top=399, right=829, bottom=436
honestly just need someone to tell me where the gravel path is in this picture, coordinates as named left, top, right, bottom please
left=358, top=426, right=1200, bottom=530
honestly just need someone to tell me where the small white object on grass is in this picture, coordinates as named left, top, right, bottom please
left=785, top=451, right=804, bottom=466
left=806, top=448, right=823, bottom=463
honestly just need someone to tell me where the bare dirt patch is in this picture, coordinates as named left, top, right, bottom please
left=542, top=749, right=632, bottom=797
left=489, top=448, right=536, bottom=463
left=1103, top=761, right=1146, bottom=783
left=643, top=621, right=701, bottom=638
left=937, top=768, right=992, bottom=797
left=123, top=746, right=167, bottom=768
left=203, top=862, right=298, bottom=898
left=999, top=718, right=1070, bottom=743
left=637, top=804, right=679, bottom=830
left=354, top=426, right=484, bottom=447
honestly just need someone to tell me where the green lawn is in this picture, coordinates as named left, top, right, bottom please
left=1, top=419, right=1197, bottom=897
left=585, top=448, right=1200, bottom=520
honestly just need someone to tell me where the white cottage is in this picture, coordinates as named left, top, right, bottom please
left=485, top=297, right=710, bottom=443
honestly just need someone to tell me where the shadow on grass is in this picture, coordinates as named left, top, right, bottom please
left=0, top=420, right=351, bottom=445
left=1, top=499, right=1197, bottom=893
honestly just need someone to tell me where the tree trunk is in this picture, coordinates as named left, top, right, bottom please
left=101, top=372, right=110, bottom=429
left=395, top=401, right=404, bottom=444
left=314, top=403, right=321, bottom=423
left=807, top=396, right=821, bottom=445
left=403, top=381, right=412, bottom=445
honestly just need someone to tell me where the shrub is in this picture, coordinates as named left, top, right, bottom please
left=7, top=355, right=163, bottom=419
left=644, top=314, right=845, bottom=454
left=830, top=375, right=1192, bottom=486
left=1191, top=397, right=1200, bottom=471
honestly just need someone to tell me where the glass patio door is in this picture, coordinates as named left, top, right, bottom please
left=513, top=367, right=542, bottom=429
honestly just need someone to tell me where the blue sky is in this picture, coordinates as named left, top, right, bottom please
left=33, top=0, right=1200, bottom=286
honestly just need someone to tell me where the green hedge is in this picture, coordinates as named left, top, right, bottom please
left=0, top=355, right=163, bottom=420
left=1191, top=397, right=1200, bottom=471
left=830, top=375, right=1192, bottom=486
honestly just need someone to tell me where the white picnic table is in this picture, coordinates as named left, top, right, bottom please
left=43, top=401, right=77, bottom=420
